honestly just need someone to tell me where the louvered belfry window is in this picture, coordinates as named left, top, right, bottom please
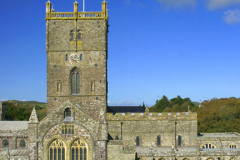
left=71, top=68, right=80, bottom=95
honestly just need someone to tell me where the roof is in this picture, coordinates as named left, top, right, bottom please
left=0, top=121, right=28, bottom=131
left=0, top=149, right=29, bottom=157
left=107, top=105, right=145, bottom=113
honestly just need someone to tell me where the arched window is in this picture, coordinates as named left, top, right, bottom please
left=71, top=68, right=80, bottom=95
left=64, top=108, right=71, bottom=118
left=49, top=139, right=65, bottom=160
left=70, top=30, right=74, bottom=41
left=230, top=157, right=236, bottom=160
left=71, top=139, right=88, bottom=160
left=115, top=136, right=119, bottom=140
left=65, top=54, right=68, bottom=61
left=183, top=158, right=190, bottom=160
left=3, top=140, right=8, bottom=148
left=157, top=135, right=161, bottom=146
left=178, top=135, right=182, bottom=146
left=136, top=136, right=140, bottom=146
left=77, top=30, right=81, bottom=41
left=201, top=143, right=216, bottom=149
left=230, top=144, right=237, bottom=149
left=19, top=140, right=25, bottom=147
left=158, top=158, right=165, bottom=160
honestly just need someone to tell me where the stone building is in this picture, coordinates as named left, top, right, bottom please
left=0, top=1, right=240, bottom=160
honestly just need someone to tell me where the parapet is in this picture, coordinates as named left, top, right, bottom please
left=107, top=112, right=197, bottom=121
left=45, top=1, right=108, bottom=20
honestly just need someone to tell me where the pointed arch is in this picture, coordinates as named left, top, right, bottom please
left=71, top=139, right=88, bottom=160
left=77, top=30, right=82, bottom=41
left=71, top=67, right=80, bottom=95
left=49, top=139, right=66, bottom=160
left=19, top=139, right=26, bottom=148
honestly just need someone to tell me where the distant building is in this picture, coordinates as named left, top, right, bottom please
left=0, top=1, right=239, bottom=160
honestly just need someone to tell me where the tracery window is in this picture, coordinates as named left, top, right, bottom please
left=136, top=136, right=140, bottom=146
left=157, top=135, right=161, bottom=146
left=229, top=157, right=236, bottom=160
left=178, top=135, right=182, bottom=146
left=49, top=139, right=65, bottom=160
left=19, top=139, right=25, bottom=147
left=71, top=68, right=80, bottom=95
left=3, top=140, right=8, bottom=148
left=61, top=124, right=74, bottom=135
left=71, top=139, right=88, bottom=160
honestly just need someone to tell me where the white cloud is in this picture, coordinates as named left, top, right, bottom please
left=0, top=98, right=8, bottom=102
left=22, top=99, right=26, bottom=101
left=156, top=0, right=197, bottom=9
left=223, top=9, right=240, bottom=24
left=207, top=0, right=240, bottom=10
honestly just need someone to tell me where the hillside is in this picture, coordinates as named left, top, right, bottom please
left=2, top=100, right=47, bottom=121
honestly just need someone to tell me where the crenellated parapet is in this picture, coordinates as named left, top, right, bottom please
left=45, top=1, right=108, bottom=20
left=107, top=111, right=197, bottom=121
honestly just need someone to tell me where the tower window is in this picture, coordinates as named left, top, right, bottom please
left=71, top=68, right=80, bottom=95
left=178, top=135, right=182, bottom=146
left=77, top=30, right=81, bottom=41
left=65, top=54, right=68, bottom=61
left=64, top=108, right=71, bottom=118
left=70, top=30, right=74, bottom=41
left=80, top=54, right=83, bottom=61
left=136, top=136, right=140, bottom=146
left=91, top=81, right=95, bottom=91
left=57, top=80, right=61, bottom=92
left=157, top=135, right=161, bottom=146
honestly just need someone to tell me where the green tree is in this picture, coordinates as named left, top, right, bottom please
left=156, top=95, right=170, bottom=112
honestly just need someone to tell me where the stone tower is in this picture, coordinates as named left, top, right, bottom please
left=45, top=1, right=108, bottom=120
left=45, top=1, right=108, bottom=159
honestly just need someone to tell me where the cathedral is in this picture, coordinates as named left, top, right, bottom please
left=0, top=1, right=240, bottom=160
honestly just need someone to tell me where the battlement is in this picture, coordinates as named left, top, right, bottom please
left=45, top=1, right=108, bottom=20
left=107, top=111, right=197, bottom=121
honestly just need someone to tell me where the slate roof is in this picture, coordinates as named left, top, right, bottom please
left=0, top=121, right=28, bottom=131
left=107, top=105, right=145, bottom=113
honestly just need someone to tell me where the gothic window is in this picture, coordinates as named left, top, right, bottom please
left=61, top=124, right=74, bottom=135
left=115, top=136, right=119, bottom=140
left=158, top=158, right=165, bottom=160
left=178, top=135, right=182, bottom=146
left=182, top=158, right=190, bottom=160
left=57, top=80, right=61, bottom=92
left=71, top=139, right=88, bottom=160
left=64, top=108, right=71, bottom=118
left=77, top=30, right=81, bottom=41
left=70, top=30, right=74, bottom=41
left=136, top=136, right=140, bottom=146
left=157, top=135, right=161, bottom=146
left=49, top=139, right=65, bottom=160
left=230, top=158, right=236, bottom=160
left=71, top=68, right=80, bottom=95
left=3, top=140, right=8, bottom=148
left=91, top=81, right=95, bottom=91
left=19, top=140, right=25, bottom=147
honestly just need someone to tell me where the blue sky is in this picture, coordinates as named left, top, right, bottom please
left=0, top=0, right=240, bottom=106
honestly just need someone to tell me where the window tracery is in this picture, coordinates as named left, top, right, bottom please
left=71, top=139, right=88, bottom=160
left=49, top=139, right=66, bottom=160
